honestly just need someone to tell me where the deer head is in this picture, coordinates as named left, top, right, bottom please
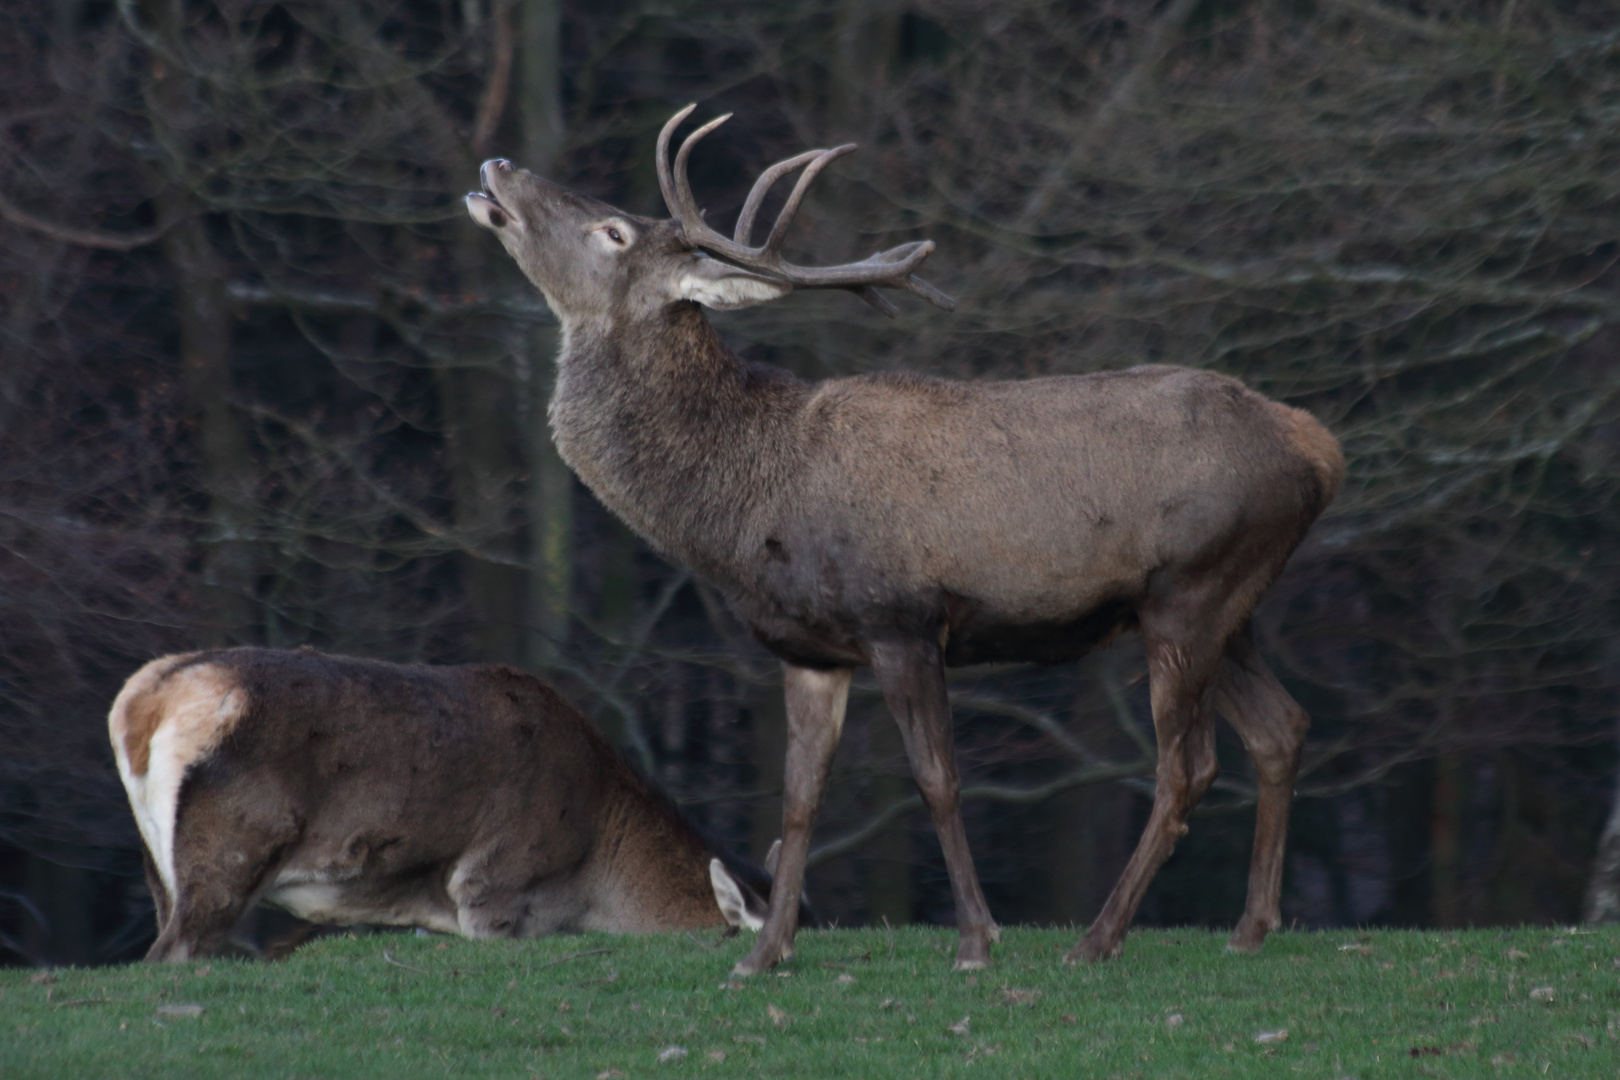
left=465, top=104, right=955, bottom=324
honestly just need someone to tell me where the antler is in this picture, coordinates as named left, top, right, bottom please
left=656, top=104, right=955, bottom=317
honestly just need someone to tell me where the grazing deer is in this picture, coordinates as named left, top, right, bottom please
left=109, top=647, right=775, bottom=961
left=466, top=106, right=1343, bottom=975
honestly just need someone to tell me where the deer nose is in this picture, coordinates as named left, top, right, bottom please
left=479, top=159, right=513, bottom=190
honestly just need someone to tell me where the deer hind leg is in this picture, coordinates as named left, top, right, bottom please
left=733, top=663, right=852, bottom=977
left=145, top=784, right=299, bottom=963
left=871, top=637, right=998, bottom=971
left=141, top=843, right=172, bottom=940
left=1210, top=625, right=1309, bottom=954
left=1067, top=621, right=1226, bottom=964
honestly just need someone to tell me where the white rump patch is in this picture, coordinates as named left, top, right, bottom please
left=710, top=858, right=764, bottom=930
left=108, top=659, right=247, bottom=901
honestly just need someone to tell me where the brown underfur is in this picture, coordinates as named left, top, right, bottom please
left=469, top=133, right=1346, bottom=974
left=115, top=648, right=767, bottom=961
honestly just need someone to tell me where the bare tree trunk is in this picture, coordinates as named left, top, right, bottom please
left=1582, top=716, right=1620, bottom=925
left=439, top=354, right=527, bottom=664
left=154, top=185, right=257, bottom=646
left=517, top=0, right=572, bottom=667
left=125, top=2, right=258, bottom=647
left=1049, top=782, right=1133, bottom=928
left=1485, top=751, right=1537, bottom=923
left=1381, top=759, right=1433, bottom=926
left=831, top=0, right=898, bottom=133
left=1431, top=752, right=1465, bottom=927
left=525, top=326, right=573, bottom=665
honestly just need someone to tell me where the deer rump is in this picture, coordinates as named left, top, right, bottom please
left=109, top=648, right=769, bottom=962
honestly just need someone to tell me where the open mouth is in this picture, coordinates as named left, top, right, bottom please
left=466, top=159, right=513, bottom=228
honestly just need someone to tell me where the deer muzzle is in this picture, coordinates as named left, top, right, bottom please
left=466, top=159, right=516, bottom=230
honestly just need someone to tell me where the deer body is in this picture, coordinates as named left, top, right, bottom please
left=554, top=318, right=1333, bottom=669
left=110, top=648, right=769, bottom=962
left=469, top=107, right=1343, bottom=974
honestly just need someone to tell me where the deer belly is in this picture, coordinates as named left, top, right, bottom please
left=942, top=595, right=1139, bottom=666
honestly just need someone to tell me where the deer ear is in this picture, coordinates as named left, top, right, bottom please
left=764, top=838, right=782, bottom=878
left=710, top=858, right=767, bottom=930
left=676, top=256, right=792, bottom=310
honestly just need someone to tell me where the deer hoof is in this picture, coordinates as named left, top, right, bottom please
left=952, top=926, right=995, bottom=970
left=1063, top=933, right=1122, bottom=965
left=1226, top=918, right=1273, bottom=954
left=731, top=942, right=790, bottom=977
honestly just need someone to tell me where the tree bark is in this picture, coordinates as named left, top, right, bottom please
left=1048, top=781, right=1134, bottom=928
left=517, top=0, right=573, bottom=668
left=438, top=355, right=527, bottom=664
left=152, top=178, right=257, bottom=644
left=1380, top=759, right=1433, bottom=926
left=1431, top=752, right=1465, bottom=927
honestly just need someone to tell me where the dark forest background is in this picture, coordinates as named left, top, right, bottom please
left=3, top=0, right=1620, bottom=967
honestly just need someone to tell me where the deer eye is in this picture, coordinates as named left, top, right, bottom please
left=606, top=226, right=624, bottom=244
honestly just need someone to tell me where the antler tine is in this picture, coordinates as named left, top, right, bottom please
left=672, top=112, right=733, bottom=223
left=777, top=239, right=933, bottom=287
left=656, top=104, right=699, bottom=220
left=762, top=144, right=857, bottom=254
left=673, top=113, right=732, bottom=213
left=654, top=107, right=954, bottom=314
left=854, top=286, right=902, bottom=318
left=903, top=273, right=957, bottom=312
left=734, top=150, right=823, bottom=247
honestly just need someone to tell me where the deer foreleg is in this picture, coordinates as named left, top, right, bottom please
left=871, top=637, right=998, bottom=971
left=1212, top=628, right=1309, bottom=954
left=732, top=663, right=851, bottom=977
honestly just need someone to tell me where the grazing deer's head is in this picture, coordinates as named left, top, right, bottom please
left=465, top=104, right=955, bottom=326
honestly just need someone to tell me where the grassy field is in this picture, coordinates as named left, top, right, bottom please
left=2, top=925, right=1617, bottom=1079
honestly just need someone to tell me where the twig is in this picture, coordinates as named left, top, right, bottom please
left=0, top=187, right=172, bottom=250
left=533, top=947, right=614, bottom=970
left=379, top=948, right=483, bottom=975
left=52, top=997, right=122, bottom=1008
left=472, top=3, right=516, bottom=154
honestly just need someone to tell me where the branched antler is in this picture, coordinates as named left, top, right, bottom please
left=656, top=104, right=955, bottom=317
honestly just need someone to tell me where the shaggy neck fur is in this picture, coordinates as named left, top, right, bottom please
left=548, top=302, right=807, bottom=586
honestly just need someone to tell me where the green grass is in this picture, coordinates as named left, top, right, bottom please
left=2, top=925, right=1617, bottom=1078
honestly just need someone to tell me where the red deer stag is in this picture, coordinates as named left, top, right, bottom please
left=466, top=106, right=1344, bottom=975
left=110, top=647, right=774, bottom=961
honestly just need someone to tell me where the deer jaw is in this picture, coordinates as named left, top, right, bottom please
left=467, top=159, right=790, bottom=330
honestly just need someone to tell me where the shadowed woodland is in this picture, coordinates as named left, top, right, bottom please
left=2, top=0, right=1619, bottom=966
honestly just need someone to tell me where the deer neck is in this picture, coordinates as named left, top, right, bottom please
left=547, top=304, right=806, bottom=581
left=584, top=768, right=722, bottom=932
